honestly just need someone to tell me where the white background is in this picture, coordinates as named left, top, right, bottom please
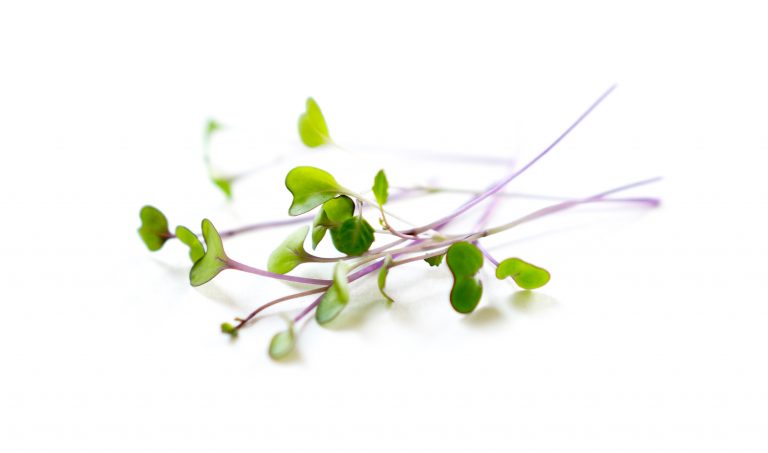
left=2, top=1, right=767, bottom=452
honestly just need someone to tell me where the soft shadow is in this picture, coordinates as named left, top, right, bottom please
left=193, top=284, right=245, bottom=311
left=510, top=290, right=559, bottom=312
left=324, top=299, right=382, bottom=331
left=462, top=306, right=504, bottom=327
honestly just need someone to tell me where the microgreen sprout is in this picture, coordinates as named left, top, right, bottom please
left=138, top=86, right=661, bottom=361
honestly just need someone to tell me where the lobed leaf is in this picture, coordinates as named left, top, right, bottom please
left=311, top=196, right=355, bottom=249
left=189, top=219, right=230, bottom=287
left=267, top=226, right=309, bottom=274
left=268, top=321, right=296, bottom=360
left=330, top=217, right=375, bottom=256
left=285, top=166, right=344, bottom=216
left=377, top=255, right=394, bottom=304
left=315, top=262, right=350, bottom=325
left=138, top=205, right=171, bottom=251
left=445, top=242, right=484, bottom=313
left=496, top=258, right=551, bottom=290
left=175, top=226, right=205, bottom=263
left=372, top=169, right=389, bottom=206
left=298, top=97, right=332, bottom=147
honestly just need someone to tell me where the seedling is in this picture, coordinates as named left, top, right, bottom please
left=138, top=86, right=661, bottom=360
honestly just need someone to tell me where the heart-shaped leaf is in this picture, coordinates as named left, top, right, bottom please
left=330, top=217, right=375, bottom=256
left=268, top=320, right=296, bottom=360
left=496, top=258, right=551, bottom=290
left=377, top=255, right=394, bottom=304
left=316, top=261, right=350, bottom=325
left=267, top=226, right=310, bottom=274
left=298, top=97, right=332, bottom=147
left=175, top=225, right=204, bottom=263
left=138, top=205, right=171, bottom=251
left=311, top=196, right=355, bottom=249
left=285, top=166, right=345, bottom=216
left=189, top=219, right=230, bottom=287
left=372, top=169, right=389, bottom=206
left=446, top=242, right=484, bottom=313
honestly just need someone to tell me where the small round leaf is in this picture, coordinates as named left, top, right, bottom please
left=316, top=262, right=350, bottom=325
left=267, top=226, right=309, bottom=274
left=285, top=166, right=344, bottom=216
left=175, top=225, right=205, bottom=263
left=138, top=205, right=170, bottom=251
left=496, top=258, right=551, bottom=290
left=268, top=322, right=296, bottom=360
left=330, top=217, right=375, bottom=256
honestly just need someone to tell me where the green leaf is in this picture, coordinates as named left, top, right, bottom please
left=424, top=254, right=444, bottom=267
left=189, top=219, right=230, bottom=287
left=450, top=276, right=483, bottom=314
left=311, top=196, right=355, bottom=249
left=268, top=321, right=296, bottom=360
left=316, top=262, right=350, bottom=325
left=211, top=177, right=233, bottom=200
left=377, top=255, right=394, bottom=304
left=267, top=226, right=309, bottom=274
left=285, top=166, right=344, bottom=216
left=220, top=322, right=238, bottom=338
left=205, top=119, right=222, bottom=139
left=323, top=195, right=355, bottom=223
left=175, top=225, right=204, bottom=263
left=496, top=258, right=551, bottom=290
left=372, top=169, right=389, bottom=206
left=298, top=97, right=332, bottom=147
left=138, top=205, right=170, bottom=251
left=330, top=217, right=375, bottom=256
left=446, top=242, right=484, bottom=313
left=446, top=242, right=484, bottom=277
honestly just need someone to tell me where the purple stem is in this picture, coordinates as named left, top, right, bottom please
left=404, top=85, right=617, bottom=235
left=226, top=258, right=332, bottom=286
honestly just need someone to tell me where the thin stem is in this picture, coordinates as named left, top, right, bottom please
left=403, top=85, right=618, bottom=235
left=474, top=242, right=500, bottom=267
left=235, top=286, right=327, bottom=330
left=225, top=258, right=332, bottom=286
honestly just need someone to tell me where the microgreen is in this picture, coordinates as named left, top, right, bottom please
left=138, top=205, right=171, bottom=251
left=267, top=226, right=310, bottom=274
left=189, top=219, right=230, bottom=287
left=268, top=320, right=296, bottom=360
left=373, top=169, right=389, bottom=206
left=496, top=258, right=551, bottom=290
left=175, top=226, right=205, bottom=263
left=315, top=262, right=350, bottom=325
left=446, top=242, right=484, bottom=313
left=377, top=255, right=395, bottom=304
left=221, top=322, right=238, bottom=338
left=330, top=217, right=375, bottom=256
left=285, top=166, right=346, bottom=216
left=139, top=86, right=661, bottom=361
left=298, top=97, right=332, bottom=147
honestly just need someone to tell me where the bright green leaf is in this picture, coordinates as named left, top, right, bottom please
left=285, top=166, right=344, bottom=216
left=446, top=242, right=484, bottom=277
left=311, top=196, right=355, bottom=249
left=372, top=169, right=389, bottom=206
left=205, top=119, right=222, bottom=139
left=446, top=242, right=484, bottom=313
left=316, top=261, right=350, bottom=325
left=189, top=219, right=230, bottom=287
left=175, top=225, right=204, bottom=263
left=424, top=254, right=444, bottom=267
left=212, top=177, right=233, bottom=200
left=323, top=195, right=355, bottom=223
left=496, top=257, right=551, bottom=290
left=267, top=226, right=309, bottom=274
left=377, top=255, right=394, bottom=304
left=330, top=217, right=375, bottom=256
left=450, top=276, right=483, bottom=314
left=138, top=205, right=170, bottom=251
left=298, top=97, right=332, bottom=147
left=268, top=321, right=296, bottom=360
left=220, top=322, right=238, bottom=338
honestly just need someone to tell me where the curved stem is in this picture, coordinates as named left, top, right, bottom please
left=235, top=286, right=327, bottom=330
left=225, top=258, right=332, bottom=286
